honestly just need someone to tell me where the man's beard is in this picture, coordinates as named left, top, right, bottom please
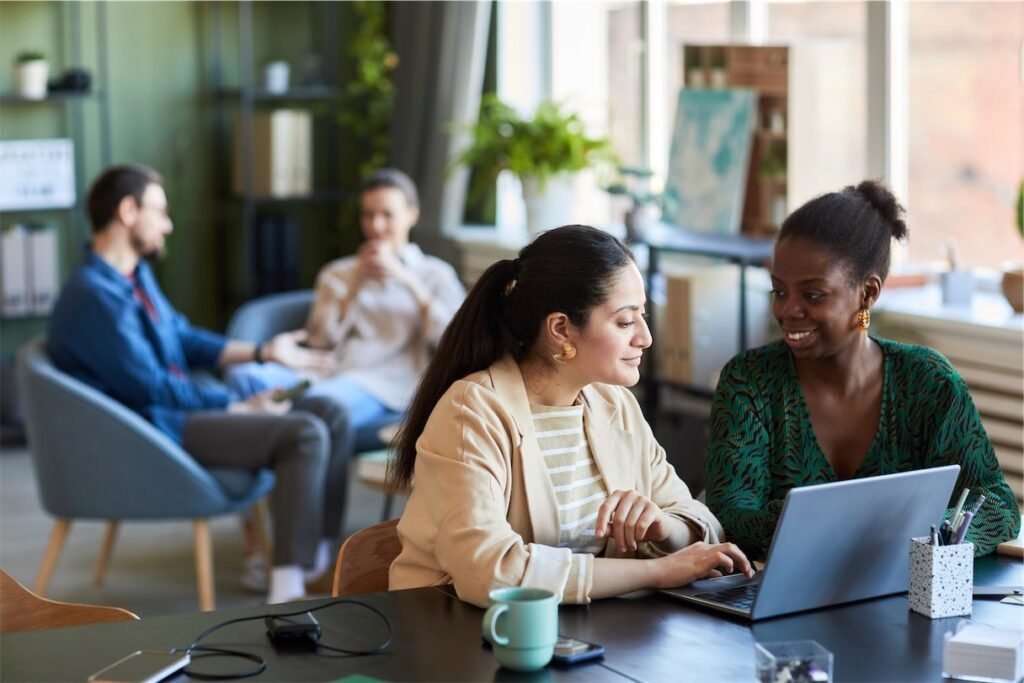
left=130, top=233, right=165, bottom=262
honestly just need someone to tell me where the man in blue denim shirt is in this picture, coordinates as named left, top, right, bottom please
left=49, top=164, right=350, bottom=603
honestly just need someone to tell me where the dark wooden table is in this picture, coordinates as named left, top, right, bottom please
left=2, top=556, right=1019, bottom=682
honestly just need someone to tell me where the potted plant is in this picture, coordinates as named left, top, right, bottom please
left=604, top=165, right=661, bottom=243
left=685, top=46, right=705, bottom=89
left=1001, top=179, right=1024, bottom=313
left=709, top=48, right=728, bottom=89
left=453, top=95, right=614, bottom=235
left=15, top=51, right=48, bottom=100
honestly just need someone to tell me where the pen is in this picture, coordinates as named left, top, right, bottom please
left=940, top=519, right=953, bottom=545
left=950, top=495, right=986, bottom=545
left=950, top=512, right=974, bottom=545
left=949, top=487, right=970, bottom=532
left=930, top=525, right=940, bottom=546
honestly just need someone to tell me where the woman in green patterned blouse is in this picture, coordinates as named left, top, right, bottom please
left=705, top=180, right=1020, bottom=559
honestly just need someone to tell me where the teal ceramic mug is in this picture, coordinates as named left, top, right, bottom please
left=482, top=587, right=558, bottom=671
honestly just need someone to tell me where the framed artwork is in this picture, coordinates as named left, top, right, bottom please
left=662, top=89, right=756, bottom=235
left=0, top=139, right=76, bottom=211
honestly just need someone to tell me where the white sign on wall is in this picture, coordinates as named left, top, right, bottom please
left=0, top=139, right=76, bottom=211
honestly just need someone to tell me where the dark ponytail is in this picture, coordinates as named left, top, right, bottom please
left=778, top=179, right=908, bottom=283
left=389, top=225, right=634, bottom=488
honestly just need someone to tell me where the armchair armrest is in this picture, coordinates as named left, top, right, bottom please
left=17, top=339, right=244, bottom=519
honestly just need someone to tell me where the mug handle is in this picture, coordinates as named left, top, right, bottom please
left=482, top=603, right=510, bottom=647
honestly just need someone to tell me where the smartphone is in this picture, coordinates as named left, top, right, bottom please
left=552, top=636, right=605, bottom=665
left=87, top=650, right=189, bottom=683
left=482, top=636, right=605, bottom=665
left=272, top=379, right=311, bottom=403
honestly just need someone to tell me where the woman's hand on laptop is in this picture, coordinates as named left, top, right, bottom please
left=654, top=542, right=754, bottom=589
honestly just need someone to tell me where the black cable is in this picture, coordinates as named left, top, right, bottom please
left=173, top=598, right=393, bottom=680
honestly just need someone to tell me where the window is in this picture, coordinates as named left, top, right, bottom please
left=767, top=0, right=868, bottom=191
left=459, top=0, right=1023, bottom=268
left=907, top=1, right=1023, bottom=267
left=606, top=2, right=645, bottom=168
left=657, top=1, right=733, bottom=183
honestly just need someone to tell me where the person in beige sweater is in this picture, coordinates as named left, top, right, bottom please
left=389, top=225, right=752, bottom=607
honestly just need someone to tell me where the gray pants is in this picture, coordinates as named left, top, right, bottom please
left=182, top=395, right=353, bottom=567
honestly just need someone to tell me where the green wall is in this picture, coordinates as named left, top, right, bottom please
left=0, top=1, right=360, bottom=356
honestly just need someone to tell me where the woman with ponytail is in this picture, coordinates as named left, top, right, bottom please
left=389, top=225, right=751, bottom=606
left=706, top=181, right=1020, bottom=559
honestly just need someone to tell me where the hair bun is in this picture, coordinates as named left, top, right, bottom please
left=846, top=179, right=908, bottom=242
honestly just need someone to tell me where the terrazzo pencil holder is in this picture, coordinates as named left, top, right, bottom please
left=908, top=537, right=973, bottom=618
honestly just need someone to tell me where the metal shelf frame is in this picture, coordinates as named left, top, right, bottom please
left=208, top=1, right=343, bottom=307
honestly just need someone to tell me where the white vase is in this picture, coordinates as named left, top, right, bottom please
left=16, top=60, right=49, bottom=100
left=520, top=173, right=577, bottom=236
left=709, top=67, right=728, bottom=89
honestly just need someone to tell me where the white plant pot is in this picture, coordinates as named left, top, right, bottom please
left=16, top=60, right=49, bottom=100
left=521, top=173, right=577, bottom=236
left=709, top=67, right=728, bottom=89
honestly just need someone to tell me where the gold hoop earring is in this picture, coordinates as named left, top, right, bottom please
left=857, top=308, right=871, bottom=331
left=553, top=342, right=577, bottom=363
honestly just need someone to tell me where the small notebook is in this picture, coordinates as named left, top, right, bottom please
left=997, top=516, right=1024, bottom=558
left=943, top=623, right=1024, bottom=682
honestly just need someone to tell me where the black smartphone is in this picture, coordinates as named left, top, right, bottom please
left=552, top=636, right=605, bottom=665
left=87, top=650, right=189, bottom=683
left=272, top=379, right=311, bottom=403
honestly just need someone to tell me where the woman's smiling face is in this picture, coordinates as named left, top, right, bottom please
left=770, top=236, right=872, bottom=361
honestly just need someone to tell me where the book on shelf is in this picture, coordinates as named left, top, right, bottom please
left=0, top=224, right=59, bottom=317
left=232, top=109, right=312, bottom=198
left=28, top=227, right=59, bottom=314
left=1, top=227, right=28, bottom=316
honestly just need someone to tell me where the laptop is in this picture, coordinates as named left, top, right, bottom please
left=661, top=465, right=961, bottom=620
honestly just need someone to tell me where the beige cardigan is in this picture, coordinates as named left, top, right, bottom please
left=303, top=243, right=465, bottom=411
left=389, top=356, right=724, bottom=607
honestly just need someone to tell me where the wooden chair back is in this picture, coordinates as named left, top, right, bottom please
left=0, top=568, right=137, bottom=633
left=332, top=519, right=401, bottom=596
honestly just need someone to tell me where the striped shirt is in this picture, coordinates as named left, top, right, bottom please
left=531, top=401, right=608, bottom=602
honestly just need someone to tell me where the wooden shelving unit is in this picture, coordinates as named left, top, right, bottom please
left=683, top=42, right=859, bottom=238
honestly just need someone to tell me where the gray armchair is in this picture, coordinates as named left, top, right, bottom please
left=15, top=338, right=274, bottom=611
left=226, top=290, right=314, bottom=345
left=226, top=290, right=398, bottom=453
left=227, top=291, right=402, bottom=520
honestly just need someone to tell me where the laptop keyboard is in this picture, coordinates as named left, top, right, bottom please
left=694, top=583, right=759, bottom=610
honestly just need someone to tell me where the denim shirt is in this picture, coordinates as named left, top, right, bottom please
left=48, top=249, right=232, bottom=443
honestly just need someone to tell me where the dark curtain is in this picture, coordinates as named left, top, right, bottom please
left=388, top=0, right=492, bottom=262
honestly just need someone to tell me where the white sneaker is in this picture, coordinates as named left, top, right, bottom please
left=240, top=553, right=268, bottom=593
left=267, top=566, right=307, bottom=604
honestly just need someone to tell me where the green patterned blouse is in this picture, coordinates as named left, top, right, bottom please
left=705, top=336, right=1020, bottom=558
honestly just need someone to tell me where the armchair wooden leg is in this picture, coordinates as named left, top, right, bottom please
left=193, top=520, right=215, bottom=612
left=252, top=498, right=273, bottom=564
left=93, top=521, right=120, bottom=588
left=35, top=519, right=71, bottom=595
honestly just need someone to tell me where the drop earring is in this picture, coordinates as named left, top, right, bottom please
left=553, top=342, right=577, bottom=362
left=857, top=308, right=871, bottom=331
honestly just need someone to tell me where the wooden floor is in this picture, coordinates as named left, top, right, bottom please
left=0, top=445, right=406, bottom=617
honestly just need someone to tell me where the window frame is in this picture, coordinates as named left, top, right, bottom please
left=451, top=0, right=908, bottom=246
